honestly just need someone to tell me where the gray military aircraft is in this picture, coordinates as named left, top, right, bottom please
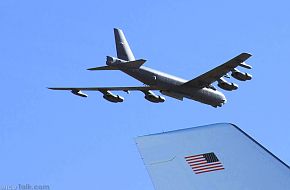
left=49, top=28, right=253, bottom=107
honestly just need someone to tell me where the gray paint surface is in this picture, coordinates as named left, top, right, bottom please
left=49, top=28, right=253, bottom=107
left=136, top=123, right=290, bottom=190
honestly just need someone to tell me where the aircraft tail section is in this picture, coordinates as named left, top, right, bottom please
left=114, top=28, right=135, bottom=61
left=136, top=123, right=290, bottom=190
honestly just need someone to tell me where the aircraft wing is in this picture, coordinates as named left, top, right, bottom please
left=136, top=123, right=290, bottom=190
left=48, top=86, right=162, bottom=91
left=181, top=53, right=252, bottom=88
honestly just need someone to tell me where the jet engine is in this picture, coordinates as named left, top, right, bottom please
left=239, top=62, right=252, bottom=69
left=231, top=69, right=252, bottom=81
left=217, top=78, right=238, bottom=91
left=143, top=91, right=165, bottom=103
left=102, top=91, right=124, bottom=103
left=71, top=89, right=88, bottom=97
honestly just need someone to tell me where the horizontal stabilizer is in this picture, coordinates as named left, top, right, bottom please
left=88, top=59, right=146, bottom=71
left=121, top=59, right=146, bottom=68
left=87, top=65, right=118, bottom=71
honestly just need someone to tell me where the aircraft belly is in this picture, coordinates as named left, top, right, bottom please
left=177, top=87, right=225, bottom=106
left=121, top=68, right=225, bottom=106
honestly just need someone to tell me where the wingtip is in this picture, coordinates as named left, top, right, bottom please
left=242, top=52, right=252, bottom=57
left=47, top=87, right=61, bottom=90
left=114, top=27, right=122, bottom=32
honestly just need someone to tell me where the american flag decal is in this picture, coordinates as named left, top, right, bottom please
left=185, top=152, right=224, bottom=174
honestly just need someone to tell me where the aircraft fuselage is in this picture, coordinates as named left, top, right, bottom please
left=121, top=66, right=227, bottom=107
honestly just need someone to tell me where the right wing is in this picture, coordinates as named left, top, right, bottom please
left=181, top=53, right=252, bottom=88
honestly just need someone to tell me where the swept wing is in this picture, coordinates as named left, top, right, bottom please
left=181, top=53, right=252, bottom=88
left=48, top=86, right=162, bottom=91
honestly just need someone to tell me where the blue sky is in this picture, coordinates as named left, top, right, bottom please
left=0, top=0, right=289, bottom=189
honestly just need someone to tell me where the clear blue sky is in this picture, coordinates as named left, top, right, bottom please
left=1, top=0, right=289, bottom=189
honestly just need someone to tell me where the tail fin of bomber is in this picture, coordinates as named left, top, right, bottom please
left=114, top=28, right=135, bottom=61
left=136, top=123, right=290, bottom=190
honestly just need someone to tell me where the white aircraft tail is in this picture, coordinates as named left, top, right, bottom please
left=136, top=123, right=290, bottom=190
left=114, top=28, right=135, bottom=61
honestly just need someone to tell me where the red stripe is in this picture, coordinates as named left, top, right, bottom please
left=189, top=161, right=207, bottom=166
left=195, top=167, right=224, bottom=174
left=184, top=154, right=203, bottom=159
left=193, top=164, right=224, bottom=172
left=186, top=157, right=205, bottom=162
left=191, top=162, right=222, bottom=169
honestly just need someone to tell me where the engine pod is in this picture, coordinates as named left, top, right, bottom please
left=71, top=89, right=88, bottom=98
left=231, top=69, right=252, bottom=81
left=102, top=91, right=124, bottom=103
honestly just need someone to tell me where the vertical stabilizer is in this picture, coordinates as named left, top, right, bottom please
left=136, top=123, right=290, bottom=190
left=114, top=28, right=135, bottom=61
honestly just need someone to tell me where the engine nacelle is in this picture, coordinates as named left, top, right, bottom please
left=217, top=78, right=238, bottom=91
left=231, top=69, right=252, bottom=81
left=71, top=89, right=88, bottom=98
left=144, top=92, right=165, bottom=103
left=239, top=62, right=252, bottom=69
left=102, top=91, right=124, bottom=103
left=106, top=56, right=126, bottom=66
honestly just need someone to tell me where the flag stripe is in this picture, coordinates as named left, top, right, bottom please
left=186, top=158, right=205, bottom=162
left=186, top=157, right=204, bottom=161
left=193, top=164, right=224, bottom=172
left=189, top=161, right=207, bottom=166
left=195, top=167, right=225, bottom=174
left=191, top=162, right=222, bottom=169
left=185, top=155, right=204, bottom=159
left=184, top=154, right=203, bottom=159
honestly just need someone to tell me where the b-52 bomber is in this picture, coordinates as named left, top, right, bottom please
left=49, top=28, right=253, bottom=107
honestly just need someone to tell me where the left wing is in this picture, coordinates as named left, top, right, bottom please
left=48, top=86, right=164, bottom=101
left=181, top=53, right=252, bottom=88
left=49, top=86, right=166, bottom=103
left=48, top=86, right=162, bottom=91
